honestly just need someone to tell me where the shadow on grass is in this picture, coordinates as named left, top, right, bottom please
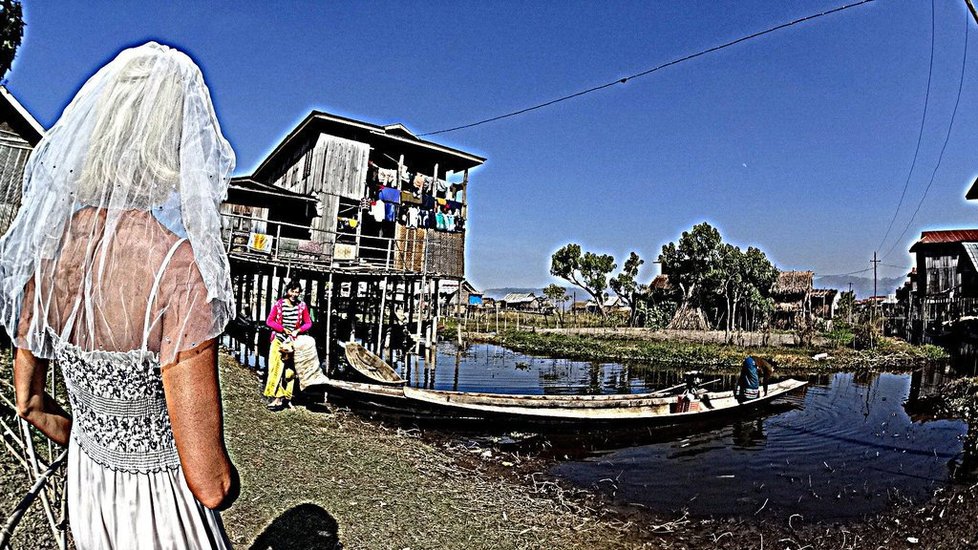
left=248, top=502, right=342, bottom=550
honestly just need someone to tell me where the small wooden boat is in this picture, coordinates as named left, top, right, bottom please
left=322, top=376, right=808, bottom=428
left=340, top=341, right=406, bottom=386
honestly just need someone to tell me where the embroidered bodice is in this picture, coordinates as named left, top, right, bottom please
left=57, top=336, right=181, bottom=473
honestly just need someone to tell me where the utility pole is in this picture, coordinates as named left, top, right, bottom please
left=848, top=281, right=854, bottom=325
left=966, top=0, right=978, bottom=26
left=871, top=252, right=881, bottom=349
left=848, top=282, right=856, bottom=350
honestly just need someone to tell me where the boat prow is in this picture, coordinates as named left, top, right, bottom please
left=340, top=341, right=406, bottom=386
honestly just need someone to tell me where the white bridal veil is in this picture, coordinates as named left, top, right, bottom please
left=0, top=42, right=235, bottom=365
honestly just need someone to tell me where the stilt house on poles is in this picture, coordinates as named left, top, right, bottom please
left=222, top=111, right=485, bottom=371
left=0, top=86, right=44, bottom=236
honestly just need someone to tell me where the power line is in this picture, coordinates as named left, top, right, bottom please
left=881, top=5, right=970, bottom=260
left=815, top=266, right=875, bottom=278
left=419, top=0, right=878, bottom=137
left=876, top=0, right=935, bottom=255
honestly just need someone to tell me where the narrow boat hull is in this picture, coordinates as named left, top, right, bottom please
left=322, top=378, right=808, bottom=429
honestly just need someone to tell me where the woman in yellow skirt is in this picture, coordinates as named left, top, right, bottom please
left=264, top=281, right=312, bottom=409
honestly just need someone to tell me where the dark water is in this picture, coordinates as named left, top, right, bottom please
left=409, top=342, right=967, bottom=521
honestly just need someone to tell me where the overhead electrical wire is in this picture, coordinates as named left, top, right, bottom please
left=881, top=5, right=970, bottom=261
left=815, top=266, right=875, bottom=278
left=876, top=0, right=935, bottom=256
left=418, top=0, right=877, bottom=137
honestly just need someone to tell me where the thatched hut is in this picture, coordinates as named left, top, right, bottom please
left=771, top=270, right=814, bottom=329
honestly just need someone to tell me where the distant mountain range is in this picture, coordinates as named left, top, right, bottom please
left=485, top=275, right=905, bottom=302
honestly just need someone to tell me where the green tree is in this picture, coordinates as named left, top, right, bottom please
left=659, top=223, right=777, bottom=331
left=658, top=222, right=723, bottom=328
left=722, top=245, right=777, bottom=332
left=542, top=283, right=569, bottom=327
left=0, top=1, right=24, bottom=78
left=609, top=251, right=645, bottom=326
left=837, top=290, right=856, bottom=326
left=550, top=243, right=616, bottom=316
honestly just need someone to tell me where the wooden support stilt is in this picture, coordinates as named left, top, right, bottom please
left=324, top=271, right=333, bottom=372
left=376, top=276, right=388, bottom=354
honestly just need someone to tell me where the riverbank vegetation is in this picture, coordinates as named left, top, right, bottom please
left=466, top=328, right=947, bottom=374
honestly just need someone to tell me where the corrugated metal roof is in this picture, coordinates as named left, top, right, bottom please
left=963, top=243, right=978, bottom=272
left=501, top=292, right=536, bottom=303
left=910, top=230, right=978, bottom=251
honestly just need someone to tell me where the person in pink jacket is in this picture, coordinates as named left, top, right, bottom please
left=264, top=281, right=312, bottom=409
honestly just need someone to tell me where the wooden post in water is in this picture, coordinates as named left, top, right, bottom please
left=376, top=276, right=388, bottom=355
left=386, top=278, right=394, bottom=365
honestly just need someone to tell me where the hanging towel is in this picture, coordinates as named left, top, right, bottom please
left=378, top=186, right=401, bottom=204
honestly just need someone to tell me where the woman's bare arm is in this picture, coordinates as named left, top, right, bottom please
left=162, top=338, right=239, bottom=510
left=14, top=347, right=71, bottom=446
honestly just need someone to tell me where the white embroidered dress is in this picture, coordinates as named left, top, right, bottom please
left=58, top=342, right=230, bottom=549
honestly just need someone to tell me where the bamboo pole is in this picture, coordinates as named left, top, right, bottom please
left=0, top=450, right=67, bottom=550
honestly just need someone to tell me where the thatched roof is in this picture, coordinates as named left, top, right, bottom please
left=810, top=288, right=837, bottom=299
left=772, top=271, right=814, bottom=296
left=649, top=274, right=671, bottom=290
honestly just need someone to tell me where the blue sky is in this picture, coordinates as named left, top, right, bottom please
left=7, top=1, right=978, bottom=291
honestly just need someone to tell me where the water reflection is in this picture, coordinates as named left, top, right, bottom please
left=399, top=342, right=968, bottom=521
left=553, top=371, right=965, bottom=520
left=731, top=417, right=766, bottom=448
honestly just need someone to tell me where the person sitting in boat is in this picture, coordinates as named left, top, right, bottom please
left=736, top=356, right=776, bottom=403
left=265, top=280, right=313, bottom=410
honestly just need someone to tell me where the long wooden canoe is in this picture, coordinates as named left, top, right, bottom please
left=322, top=377, right=807, bottom=427
left=340, top=342, right=406, bottom=385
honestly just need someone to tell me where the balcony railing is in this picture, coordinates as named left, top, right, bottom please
left=221, top=212, right=462, bottom=277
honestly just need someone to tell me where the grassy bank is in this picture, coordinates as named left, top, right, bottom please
left=215, top=354, right=646, bottom=549
left=473, top=329, right=947, bottom=374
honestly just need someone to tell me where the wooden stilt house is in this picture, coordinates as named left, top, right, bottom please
left=223, top=110, right=485, bottom=372
left=0, top=86, right=44, bottom=235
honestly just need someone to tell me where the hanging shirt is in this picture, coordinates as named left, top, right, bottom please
left=407, top=206, right=419, bottom=228
left=384, top=202, right=399, bottom=222
left=370, top=200, right=385, bottom=222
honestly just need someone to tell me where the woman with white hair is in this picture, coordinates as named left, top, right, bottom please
left=5, top=42, right=238, bottom=549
